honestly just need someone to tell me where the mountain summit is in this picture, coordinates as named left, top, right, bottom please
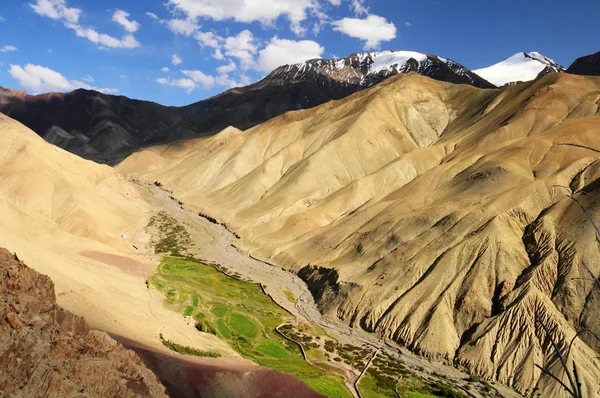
left=473, top=52, right=565, bottom=86
left=268, top=50, right=495, bottom=90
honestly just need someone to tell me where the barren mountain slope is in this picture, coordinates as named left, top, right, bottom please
left=121, top=72, right=600, bottom=396
left=0, top=112, right=233, bottom=358
left=0, top=248, right=167, bottom=398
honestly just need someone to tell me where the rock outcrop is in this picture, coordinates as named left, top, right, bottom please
left=0, top=248, right=168, bottom=398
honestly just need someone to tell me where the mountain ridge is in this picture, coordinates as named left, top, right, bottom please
left=0, top=49, right=493, bottom=164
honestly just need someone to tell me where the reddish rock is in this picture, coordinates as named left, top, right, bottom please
left=0, top=248, right=168, bottom=398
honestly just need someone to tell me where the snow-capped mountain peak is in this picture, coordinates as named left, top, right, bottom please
left=473, top=52, right=565, bottom=87
left=266, top=50, right=495, bottom=89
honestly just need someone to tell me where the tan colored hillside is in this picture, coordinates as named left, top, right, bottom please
left=120, top=72, right=600, bottom=396
left=0, top=112, right=232, bottom=355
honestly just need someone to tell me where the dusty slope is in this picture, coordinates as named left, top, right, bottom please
left=120, top=72, right=600, bottom=396
left=0, top=248, right=167, bottom=398
left=0, top=113, right=330, bottom=398
left=0, top=111, right=233, bottom=357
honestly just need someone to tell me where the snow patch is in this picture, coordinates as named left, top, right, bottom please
left=369, top=51, right=427, bottom=74
left=473, top=52, right=562, bottom=86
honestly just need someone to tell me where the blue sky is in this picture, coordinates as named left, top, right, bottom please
left=0, top=0, right=598, bottom=106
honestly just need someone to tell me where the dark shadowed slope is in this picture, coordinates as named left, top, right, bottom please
left=0, top=50, right=493, bottom=164
left=567, top=51, right=600, bottom=76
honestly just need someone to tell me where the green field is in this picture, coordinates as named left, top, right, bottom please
left=151, top=257, right=352, bottom=398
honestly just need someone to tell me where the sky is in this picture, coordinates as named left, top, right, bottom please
left=0, top=0, right=598, bottom=106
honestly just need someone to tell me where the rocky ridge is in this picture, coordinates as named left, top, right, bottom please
left=0, top=248, right=168, bottom=398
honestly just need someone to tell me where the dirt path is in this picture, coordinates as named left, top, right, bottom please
left=134, top=181, right=522, bottom=398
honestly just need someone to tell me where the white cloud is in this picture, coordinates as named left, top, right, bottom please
left=156, top=67, right=251, bottom=93
left=166, top=0, right=332, bottom=36
left=0, top=45, right=18, bottom=53
left=67, top=23, right=140, bottom=49
left=224, top=30, right=257, bottom=68
left=81, top=74, right=94, bottom=82
left=332, top=14, right=396, bottom=49
left=172, top=54, right=183, bottom=65
left=351, top=0, right=369, bottom=15
left=29, top=0, right=140, bottom=49
left=166, top=18, right=199, bottom=36
left=156, top=77, right=197, bottom=93
left=195, top=31, right=222, bottom=49
left=30, top=0, right=81, bottom=24
left=146, top=12, right=159, bottom=20
left=213, top=49, right=224, bottom=60
left=112, top=10, right=140, bottom=33
left=182, top=70, right=215, bottom=88
left=217, top=61, right=237, bottom=74
left=0, top=15, right=5, bottom=22
left=161, top=67, right=170, bottom=72
left=404, top=21, right=412, bottom=27
left=255, top=37, right=324, bottom=73
left=120, top=74, right=128, bottom=79
left=9, top=63, right=117, bottom=94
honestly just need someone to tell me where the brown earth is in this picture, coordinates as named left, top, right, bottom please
left=0, top=248, right=168, bottom=398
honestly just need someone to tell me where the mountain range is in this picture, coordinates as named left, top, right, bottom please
left=0, top=50, right=587, bottom=164
left=1, top=48, right=600, bottom=398
left=119, top=61, right=600, bottom=397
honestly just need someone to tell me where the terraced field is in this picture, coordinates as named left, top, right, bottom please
left=150, top=257, right=352, bottom=398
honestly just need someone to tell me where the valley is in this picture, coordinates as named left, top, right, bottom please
left=135, top=179, right=522, bottom=398
left=1, top=33, right=600, bottom=397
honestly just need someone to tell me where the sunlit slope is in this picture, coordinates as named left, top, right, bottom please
left=0, top=113, right=146, bottom=248
left=121, top=72, right=600, bottom=396
left=0, top=114, right=231, bottom=355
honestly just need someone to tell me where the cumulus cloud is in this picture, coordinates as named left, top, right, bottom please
left=166, top=0, right=333, bottom=37
left=9, top=63, right=117, bottom=94
left=156, top=77, right=196, bottom=93
left=224, top=30, right=257, bottom=68
left=29, top=0, right=140, bottom=49
left=181, top=70, right=215, bottom=88
left=217, top=61, right=237, bottom=75
left=146, top=12, right=159, bottom=20
left=213, top=49, right=224, bottom=60
left=195, top=31, right=222, bottom=49
left=112, top=10, right=140, bottom=33
left=172, top=54, right=183, bottom=65
left=332, top=14, right=396, bottom=49
left=157, top=67, right=251, bottom=93
left=161, top=67, right=170, bottom=72
left=255, top=37, right=324, bottom=72
left=0, top=45, right=18, bottom=53
left=166, top=18, right=199, bottom=36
